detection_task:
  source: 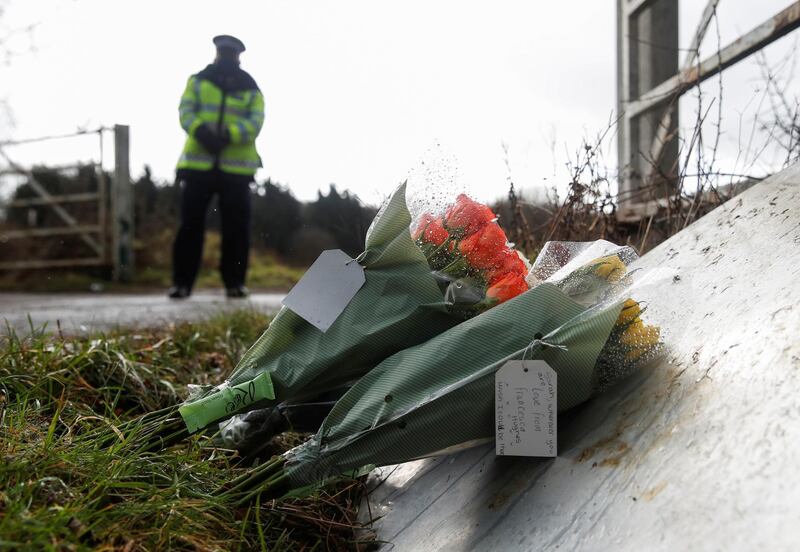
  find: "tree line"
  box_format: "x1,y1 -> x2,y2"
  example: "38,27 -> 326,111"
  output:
134,167 -> 377,264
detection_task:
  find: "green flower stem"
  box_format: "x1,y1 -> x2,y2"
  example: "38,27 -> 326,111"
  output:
439,255 -> 469,277
234,472 -> 289,506
139,424 -> 189,453
219,456 -> 284,492
422,239 -> 458,272
218,457 -> 287,499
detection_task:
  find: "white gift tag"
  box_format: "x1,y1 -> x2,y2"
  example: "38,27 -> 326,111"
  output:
495,360 -> 557,457
282,249 -> 365,332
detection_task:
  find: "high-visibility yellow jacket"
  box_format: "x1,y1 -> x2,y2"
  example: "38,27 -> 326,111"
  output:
177,63 -> 265,176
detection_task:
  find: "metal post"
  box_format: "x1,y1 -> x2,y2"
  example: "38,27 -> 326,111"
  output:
618,0 -> 679,218
617,0 -> 630,206
97,129 -> 107,264
112,124 -> 134,281
618,1 -> 800,222
97,165 -> 108,264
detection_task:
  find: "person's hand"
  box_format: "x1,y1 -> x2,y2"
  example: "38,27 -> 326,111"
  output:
219,126 -> 231,146
194,124 -> 228,154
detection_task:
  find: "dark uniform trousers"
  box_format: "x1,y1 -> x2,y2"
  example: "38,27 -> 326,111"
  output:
172,168 -> 252,290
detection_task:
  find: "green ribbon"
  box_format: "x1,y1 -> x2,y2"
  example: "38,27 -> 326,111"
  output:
178,372 -> 275,434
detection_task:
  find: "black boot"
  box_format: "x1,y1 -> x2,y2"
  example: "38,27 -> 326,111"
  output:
225,285 -> 249,298
168,286 -> 191,299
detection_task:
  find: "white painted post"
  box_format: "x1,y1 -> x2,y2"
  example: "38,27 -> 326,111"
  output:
112,124 -> 134,281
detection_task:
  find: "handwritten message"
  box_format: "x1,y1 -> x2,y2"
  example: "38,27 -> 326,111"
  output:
495,360 -> 557,457
225,380 -> 257,414
178,372 -> 274,434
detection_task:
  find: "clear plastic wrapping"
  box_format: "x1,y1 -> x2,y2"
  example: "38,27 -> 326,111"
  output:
411,194 -> 531,316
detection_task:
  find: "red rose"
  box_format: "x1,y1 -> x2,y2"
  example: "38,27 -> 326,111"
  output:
413,213 -> 449,246
487,249 -> 528,280
445,194 -> 496,235
458,222 -> 508,269
486,272 -> 529,304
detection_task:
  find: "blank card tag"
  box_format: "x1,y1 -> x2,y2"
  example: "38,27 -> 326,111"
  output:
282,249 -> 365,332
495,360 -> 557,457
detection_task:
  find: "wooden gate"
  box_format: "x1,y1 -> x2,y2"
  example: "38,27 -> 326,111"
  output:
0,125 -> 134,281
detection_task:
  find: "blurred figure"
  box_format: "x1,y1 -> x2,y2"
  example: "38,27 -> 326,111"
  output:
169,35 -> 265,299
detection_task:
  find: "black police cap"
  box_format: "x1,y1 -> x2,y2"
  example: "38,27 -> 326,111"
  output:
213,35 -> 246,54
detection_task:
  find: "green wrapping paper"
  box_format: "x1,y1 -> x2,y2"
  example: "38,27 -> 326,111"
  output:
283,283 -> 624,487
180,183 -> 462,433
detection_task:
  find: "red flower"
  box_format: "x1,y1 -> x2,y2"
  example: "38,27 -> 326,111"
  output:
486,272 -> 529,304
487,249 -> 528,280
412,213 -> 434,240
445,194 -> 496,235
413,213 -> 449,246
458,222 -> 508,269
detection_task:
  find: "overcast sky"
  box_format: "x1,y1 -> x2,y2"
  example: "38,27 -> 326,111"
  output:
2,0 -> 799,204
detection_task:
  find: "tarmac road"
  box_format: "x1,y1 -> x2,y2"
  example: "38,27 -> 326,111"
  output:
0,290 -> 285,335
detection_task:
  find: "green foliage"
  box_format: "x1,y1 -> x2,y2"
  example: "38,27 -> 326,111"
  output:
304,184 -> 377,258
133,170 -> 376,265
251,179 -> 303,256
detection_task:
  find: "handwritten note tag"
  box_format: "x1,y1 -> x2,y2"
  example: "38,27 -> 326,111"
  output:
282,249 -> 366,332
495,360 -> 557,457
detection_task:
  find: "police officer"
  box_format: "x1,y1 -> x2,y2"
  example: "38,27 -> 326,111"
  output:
169,35 -> 265,299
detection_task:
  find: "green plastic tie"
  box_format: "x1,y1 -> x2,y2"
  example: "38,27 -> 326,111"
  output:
179,372 -> 275,433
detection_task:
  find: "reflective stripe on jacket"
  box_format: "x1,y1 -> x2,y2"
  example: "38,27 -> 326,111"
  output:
177,71 -> 265,176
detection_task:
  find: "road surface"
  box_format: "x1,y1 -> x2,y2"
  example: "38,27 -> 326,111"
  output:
0,291 -> 285,335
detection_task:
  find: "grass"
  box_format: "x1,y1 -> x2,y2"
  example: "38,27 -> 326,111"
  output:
0,311 -> 372,551
136,250 -> 306,293
0,231 -> 306,293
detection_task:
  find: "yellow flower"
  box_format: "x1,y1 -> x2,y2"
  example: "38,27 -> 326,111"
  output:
613,298 -> 661,362
620,319 -> 660,348
587,255 -> 626,282
624,328 -> 660,361
616,298 -> 641,326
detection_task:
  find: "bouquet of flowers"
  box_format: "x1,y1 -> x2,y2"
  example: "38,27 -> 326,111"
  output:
529,240 -> 661,390
215,245 -> 663,501
101,184 -> 531,451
